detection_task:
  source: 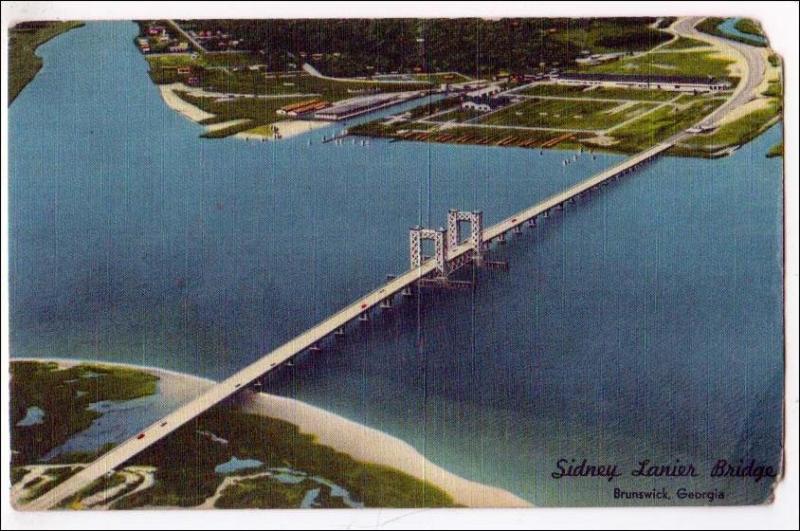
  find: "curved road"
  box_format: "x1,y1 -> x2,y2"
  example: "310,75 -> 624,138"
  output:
23,17 -> 770,511
671,16 -> 767,126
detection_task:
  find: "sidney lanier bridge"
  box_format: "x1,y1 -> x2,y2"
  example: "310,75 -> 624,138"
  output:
27,139 -> 675,510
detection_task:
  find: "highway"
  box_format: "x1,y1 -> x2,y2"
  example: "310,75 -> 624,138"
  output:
23,132 -> 673,511
166,19 -> 206,52
24,17 -> 765,510
670,16 -> 767,126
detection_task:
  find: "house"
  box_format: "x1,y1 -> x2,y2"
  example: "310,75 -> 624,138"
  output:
465,84 -> 503,99
554,72 -> 731,92
177,67 -> 191,75
461,95 -> 510,112
168,41 -> 190,53
186,76 -> 201,86
277,99 -> 322,116
136,37 -> 150,53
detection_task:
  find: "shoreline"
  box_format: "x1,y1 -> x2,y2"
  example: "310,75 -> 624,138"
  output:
157,82 -> 333,141
11,357 -> 531,508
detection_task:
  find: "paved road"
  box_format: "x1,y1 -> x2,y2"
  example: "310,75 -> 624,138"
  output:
24,17 -> 766,511
23,133 -> 675,511
671,17 -> 767,126
166,19 -> 206,52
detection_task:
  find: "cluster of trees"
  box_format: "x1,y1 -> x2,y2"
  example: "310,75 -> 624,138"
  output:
171,18 -> 669,77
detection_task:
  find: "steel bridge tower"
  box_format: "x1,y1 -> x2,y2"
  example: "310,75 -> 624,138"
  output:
409,226 -> 448,276
447,209 -> 483,264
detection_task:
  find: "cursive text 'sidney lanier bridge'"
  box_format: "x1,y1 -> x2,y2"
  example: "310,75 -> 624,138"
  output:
26,139 -> 674,510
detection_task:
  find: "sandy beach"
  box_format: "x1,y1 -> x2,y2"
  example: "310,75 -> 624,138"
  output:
158,82 -> 214,122
12,358 -> 530,508
156,82 -> 332,141
235,120 -> 332,140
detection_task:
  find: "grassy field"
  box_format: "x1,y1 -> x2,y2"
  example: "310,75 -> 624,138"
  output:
548,18 -> 671,53
149,53 -> 434,138
578,86 -> 678,102
350,83 -> 739,156
147,56 -> 430,99
676,99 -> 782,156
583,50 -> 734,78
660,36 -> 710,50
767,142 -> 783,158
734,18 -> 765,38
175,91 -> 307,137
610,98 -> 724,153
111,403 -> 458,509
478,98 -> 656,131
11,361 -> 158,465
518,84 -> 594,97
432,107 -> 485,122
9,21 -> 84,102
762,79 -> 782,98
518,84 -> 677,101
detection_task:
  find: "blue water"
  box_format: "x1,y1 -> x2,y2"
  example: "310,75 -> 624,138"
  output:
717,18 -> 768,46
215,456 -> 263,474
16,406 -> 45,427
42,382 -> 189,461
9,22 -> 783,505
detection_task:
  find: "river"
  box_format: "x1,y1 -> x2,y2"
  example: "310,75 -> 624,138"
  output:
9,21 -> 783,505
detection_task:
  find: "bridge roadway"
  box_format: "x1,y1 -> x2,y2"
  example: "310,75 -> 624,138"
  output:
27,138 -> 675,510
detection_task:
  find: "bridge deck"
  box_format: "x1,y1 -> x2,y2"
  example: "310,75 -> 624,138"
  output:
25,140 -> 673,510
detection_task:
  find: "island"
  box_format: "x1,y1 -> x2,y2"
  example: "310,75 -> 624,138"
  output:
131,18 -> 782,159
11,360 -> 528,509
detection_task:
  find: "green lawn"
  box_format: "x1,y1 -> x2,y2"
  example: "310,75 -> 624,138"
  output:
479,98 -> 654,131
518,84 -> 592,97
175,91 -> 308,137
147,55 -> 430,99
583,51 -> 734,78
433,107 -> 485,122
9,21 -> 84,102
611,98 -> 725,152
660,36 -> 710,50
519,84 -> 677,102
549,18 -> 671,53
677,99 -> 781,153
579,86 -> 678,102
734,18 -> 765,38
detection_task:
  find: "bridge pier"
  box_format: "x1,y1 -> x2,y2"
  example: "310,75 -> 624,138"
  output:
359,311 -> 369,322
380,296 -> 393,309
527,218 -> 536,227
401,285 -> 414,297
309,343 -> 322,354
498,232 -> 507,244
513,225 -> 522,235
334,326 -> 345,337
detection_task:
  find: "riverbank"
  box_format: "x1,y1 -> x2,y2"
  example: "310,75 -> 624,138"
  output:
9,21 -> 85,103
156,82 -> 334,141
12,358 -> 530,508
